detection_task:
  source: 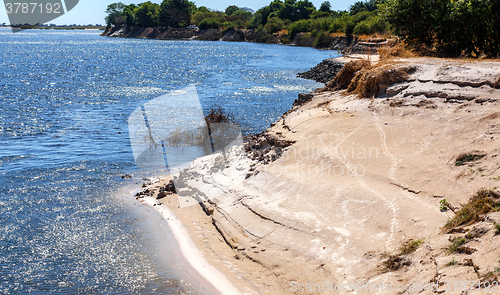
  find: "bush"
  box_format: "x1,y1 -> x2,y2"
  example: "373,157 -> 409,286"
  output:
328,17 -> 347,33
289,19 -> 311,38
264,17 -> 285,33
253,28 -> 270,43
447,237 -> 466,253
344,21 -> 355,36
198,17 -> 221,30
353,15 -> 388,35
313,31 -> 330,48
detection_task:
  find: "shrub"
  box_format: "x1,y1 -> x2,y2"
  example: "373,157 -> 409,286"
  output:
313,30 -> 330,48
328,17 -> 346,33
264,17 -> 285,34
288,19 -> 311,38
222,24 -> 235,34
198,17 -> 221,30
344,21 -> 355,36
440,199 -> 451,212
353,15 -> 388,35
381,238 -> 423,272
205,106 -> 232,124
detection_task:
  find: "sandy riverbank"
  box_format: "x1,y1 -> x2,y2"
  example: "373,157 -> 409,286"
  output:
135,56 -> 500,294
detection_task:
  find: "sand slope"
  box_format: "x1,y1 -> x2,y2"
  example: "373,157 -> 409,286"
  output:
145,57 -> 500,294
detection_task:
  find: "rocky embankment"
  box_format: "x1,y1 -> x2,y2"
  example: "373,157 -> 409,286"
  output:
101,25 -> 388,53
297,58 -> 346,83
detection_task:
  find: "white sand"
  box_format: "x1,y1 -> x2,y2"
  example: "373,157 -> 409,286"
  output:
141,195 -> 242,295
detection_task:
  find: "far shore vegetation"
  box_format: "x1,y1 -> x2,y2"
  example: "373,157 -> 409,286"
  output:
105,0 -> 499,58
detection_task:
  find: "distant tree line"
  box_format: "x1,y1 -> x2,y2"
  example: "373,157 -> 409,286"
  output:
105,0 -> 389,37
105,0 -> 499,57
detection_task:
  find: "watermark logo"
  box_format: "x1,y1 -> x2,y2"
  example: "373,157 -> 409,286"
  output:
128,86 -> 247,207
4,0 -> 78,32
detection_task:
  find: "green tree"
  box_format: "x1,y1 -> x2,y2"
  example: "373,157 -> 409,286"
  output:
225,5 -> 239,15
256,6 -> 271,25
295,0 -> 316,20
159,0 -> 196,27
198,17 -> 221,30
264,17 -> 285,33
122,4 -> 137,26
279,0 -> 297,21
319,1 -> 331,13
105,2 -> 125,26
382,0 -> 499,57
289,19 -> 311,37
135,1 -> 160,27
382,0 -> 450,49
350,0 -> 382,15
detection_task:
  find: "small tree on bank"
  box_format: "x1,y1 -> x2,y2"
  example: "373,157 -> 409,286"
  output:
159,0 -> 196,28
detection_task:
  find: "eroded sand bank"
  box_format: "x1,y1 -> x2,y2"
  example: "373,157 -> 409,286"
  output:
137,57 -> 500,294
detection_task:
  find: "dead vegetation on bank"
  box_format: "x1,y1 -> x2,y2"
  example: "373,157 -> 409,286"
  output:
322,59 -> 417,98
321,44 -> 419,98
381,239 -> 424,272
443,188 -> 500,233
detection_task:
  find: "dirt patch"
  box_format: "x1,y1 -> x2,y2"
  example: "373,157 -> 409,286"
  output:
245,133 -> 295,166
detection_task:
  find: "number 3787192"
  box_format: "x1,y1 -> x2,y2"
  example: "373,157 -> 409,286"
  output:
5,3 -> 62,14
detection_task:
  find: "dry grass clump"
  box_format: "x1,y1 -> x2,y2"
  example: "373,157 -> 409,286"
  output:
381,238 -> 423,272
323,57 -> 417,98
347,64 -> 417,98
446,236 -> 467,253
399,239 -> 424,255
443,188 -> 500,232
323,59 -> 370,91
205,106 -> 232,124
382,255 -> 409,272
455,152 -> 486,166
446,227 -> 487,254
378,43 -> 417,60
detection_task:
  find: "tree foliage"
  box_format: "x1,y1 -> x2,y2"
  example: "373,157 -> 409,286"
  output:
105,2 -> 125,26
382,0 -> 500,57
159,0 -> 195,28
135,2 -> 160,27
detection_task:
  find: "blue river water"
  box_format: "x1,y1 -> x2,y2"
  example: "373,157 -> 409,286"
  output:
0,28 -> 337,294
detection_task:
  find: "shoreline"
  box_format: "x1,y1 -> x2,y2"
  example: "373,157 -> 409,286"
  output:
135,55 -> 500,294
132,177 -> 242,295
101,25 -> 387,54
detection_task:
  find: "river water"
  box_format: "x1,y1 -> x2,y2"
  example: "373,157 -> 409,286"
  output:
0,28 -> 336,294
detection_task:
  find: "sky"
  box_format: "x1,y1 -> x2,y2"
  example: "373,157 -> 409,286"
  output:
0,0 -> 358,26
